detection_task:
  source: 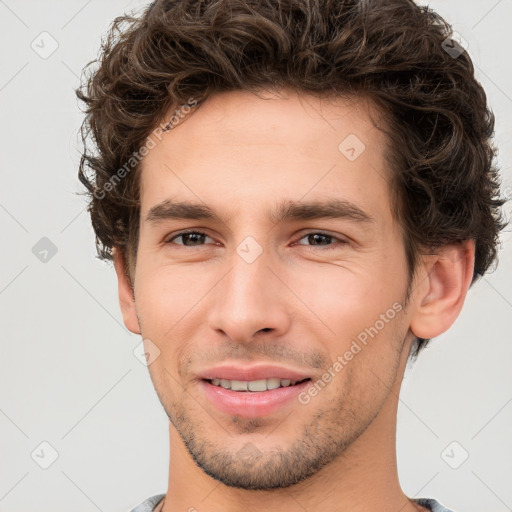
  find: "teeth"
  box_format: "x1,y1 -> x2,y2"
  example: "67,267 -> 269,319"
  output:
248,379 -> 268,391
265,378 -> 281,390
230,380 -> 248,391
209,377 -> 299,391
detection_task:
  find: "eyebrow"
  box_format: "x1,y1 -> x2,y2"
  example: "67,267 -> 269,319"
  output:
145,198 -> 375,225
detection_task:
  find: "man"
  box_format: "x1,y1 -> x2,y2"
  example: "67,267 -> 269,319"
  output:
77,0 -> 504,511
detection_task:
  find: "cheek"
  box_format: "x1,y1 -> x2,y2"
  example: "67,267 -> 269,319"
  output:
331,302 -> 406,407
135,263 -> 206,327
291,263 -> 405,337
340,339 -> 402,421
134,270 -> 199,377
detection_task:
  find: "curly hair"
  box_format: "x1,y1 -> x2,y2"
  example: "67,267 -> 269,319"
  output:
76,0 -> 505,356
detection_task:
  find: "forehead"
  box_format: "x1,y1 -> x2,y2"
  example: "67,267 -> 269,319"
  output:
138,89 -> 393,226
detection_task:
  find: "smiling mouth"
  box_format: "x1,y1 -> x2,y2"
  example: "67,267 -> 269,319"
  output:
205,377 -> 311,392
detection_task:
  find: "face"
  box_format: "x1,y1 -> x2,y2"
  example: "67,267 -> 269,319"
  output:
126,89 -> 415,489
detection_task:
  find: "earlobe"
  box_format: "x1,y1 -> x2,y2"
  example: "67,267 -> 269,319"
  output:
112,248 -> 141,335
410,240 -> 475,340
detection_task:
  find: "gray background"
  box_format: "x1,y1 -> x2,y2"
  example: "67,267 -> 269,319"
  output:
0,0 -> 511,511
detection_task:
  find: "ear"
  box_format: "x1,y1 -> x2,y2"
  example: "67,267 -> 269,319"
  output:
112,247 -> 141,335
409,240 -> 475,339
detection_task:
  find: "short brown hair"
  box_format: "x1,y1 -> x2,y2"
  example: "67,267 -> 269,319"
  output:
77,0 -> 505,355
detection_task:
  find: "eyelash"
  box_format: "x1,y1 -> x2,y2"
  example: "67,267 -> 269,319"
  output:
165,230 -> 348,251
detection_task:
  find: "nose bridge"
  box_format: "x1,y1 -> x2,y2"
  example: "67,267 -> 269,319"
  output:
208,245 -> 290,343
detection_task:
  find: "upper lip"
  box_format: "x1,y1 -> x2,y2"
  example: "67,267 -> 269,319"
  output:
196,363 -> 312,382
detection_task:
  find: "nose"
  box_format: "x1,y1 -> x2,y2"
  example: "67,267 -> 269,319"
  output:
207,250 -> 291,344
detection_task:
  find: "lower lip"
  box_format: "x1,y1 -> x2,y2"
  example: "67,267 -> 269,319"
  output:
200,379 -> 311,418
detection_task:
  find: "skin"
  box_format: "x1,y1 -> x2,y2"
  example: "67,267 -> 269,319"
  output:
113,89 -> 475,512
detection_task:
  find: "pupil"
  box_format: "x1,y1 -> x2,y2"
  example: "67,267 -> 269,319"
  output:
310,234 -> 330,245
185,233 -> 204,245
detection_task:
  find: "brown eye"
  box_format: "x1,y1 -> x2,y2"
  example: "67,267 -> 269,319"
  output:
167,231 -> 212,246
295,232 -> 348,250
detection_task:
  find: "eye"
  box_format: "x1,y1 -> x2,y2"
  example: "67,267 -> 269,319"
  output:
166,230 -> 214,247
295,232 -> 348,250
164,230 -> 348,250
